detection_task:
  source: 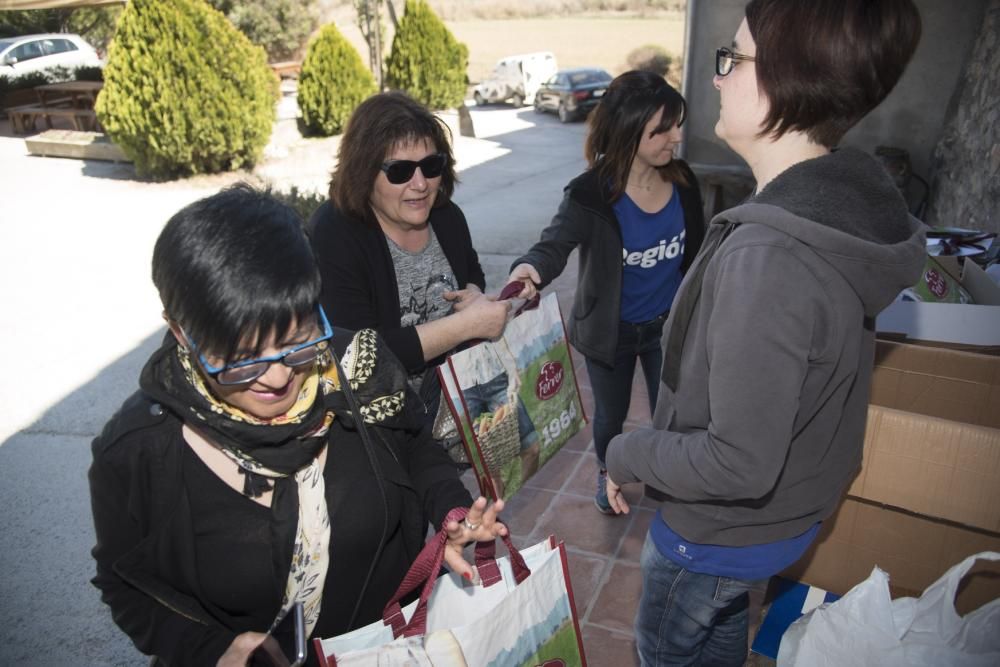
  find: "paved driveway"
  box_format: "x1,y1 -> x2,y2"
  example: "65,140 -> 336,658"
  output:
0,103 -> 587,665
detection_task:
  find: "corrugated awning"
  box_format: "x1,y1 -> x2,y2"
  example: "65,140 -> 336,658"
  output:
1,1 -> 125,9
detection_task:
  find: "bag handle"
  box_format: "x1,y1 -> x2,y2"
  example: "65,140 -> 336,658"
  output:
499,280 -> 540,316
381,507 -> 530,638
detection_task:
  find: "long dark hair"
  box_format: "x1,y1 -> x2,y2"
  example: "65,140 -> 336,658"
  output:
585,70 -> 688,201
152,183 -> 321,363
330,91 -> 458,224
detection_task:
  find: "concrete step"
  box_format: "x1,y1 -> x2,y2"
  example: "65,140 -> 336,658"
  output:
24,129 -> 131,162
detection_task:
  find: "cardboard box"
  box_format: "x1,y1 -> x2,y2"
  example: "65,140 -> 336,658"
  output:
782,340 -> 1000,613
877,258 -> 1000,352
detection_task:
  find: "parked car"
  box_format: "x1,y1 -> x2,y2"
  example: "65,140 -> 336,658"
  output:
473,51 -> 558,107
0,34 -> 102,79
533,67 -> 613,123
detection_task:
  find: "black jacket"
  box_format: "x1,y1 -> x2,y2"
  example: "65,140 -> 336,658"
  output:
89,330 -> 472,665
308,200 -> 486,375
511,161 -> 705,366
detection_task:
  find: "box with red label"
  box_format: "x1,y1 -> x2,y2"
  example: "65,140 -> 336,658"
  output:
900,255 -> 973,303
878,256 -> 1000,353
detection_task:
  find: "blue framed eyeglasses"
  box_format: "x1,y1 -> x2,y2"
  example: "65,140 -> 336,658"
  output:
184,305 -> 333,386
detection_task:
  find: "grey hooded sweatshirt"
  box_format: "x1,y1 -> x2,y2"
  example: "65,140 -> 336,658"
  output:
606,148 -> 926,547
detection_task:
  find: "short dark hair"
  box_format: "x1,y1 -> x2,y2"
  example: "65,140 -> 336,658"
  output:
330,91 -> 457,224
746,0 -> 922,147
152,183 -> 321,362
585,70 -> 689,201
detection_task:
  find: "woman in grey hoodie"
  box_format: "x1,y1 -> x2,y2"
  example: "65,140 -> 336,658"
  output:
603,1 -> 927,665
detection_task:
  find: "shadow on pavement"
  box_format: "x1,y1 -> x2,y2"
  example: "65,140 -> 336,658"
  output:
0,330 -> 164,666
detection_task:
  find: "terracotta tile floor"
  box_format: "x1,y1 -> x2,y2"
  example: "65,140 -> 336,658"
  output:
458,257 -> 776,666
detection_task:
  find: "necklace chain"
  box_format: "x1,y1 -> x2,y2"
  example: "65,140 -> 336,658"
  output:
627,181 -> 656,191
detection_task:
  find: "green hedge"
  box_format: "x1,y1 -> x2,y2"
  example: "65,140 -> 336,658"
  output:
95,0 -> 278,179
385,0 -> 468,110
297,23 -> 376,136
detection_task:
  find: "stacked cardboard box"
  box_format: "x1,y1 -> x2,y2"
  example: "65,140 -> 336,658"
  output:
782,340 -> 1000,613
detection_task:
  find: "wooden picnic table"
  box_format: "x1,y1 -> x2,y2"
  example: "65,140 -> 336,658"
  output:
34,80 -> 103,109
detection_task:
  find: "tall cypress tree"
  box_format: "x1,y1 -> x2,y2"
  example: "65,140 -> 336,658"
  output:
95,0 -> 278,179
385,0 -> 468,110
298,24 -> 377,136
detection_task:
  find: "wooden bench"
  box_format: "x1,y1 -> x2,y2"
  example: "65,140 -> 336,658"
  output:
8,104 -> 100,134
269,60 -> 302,79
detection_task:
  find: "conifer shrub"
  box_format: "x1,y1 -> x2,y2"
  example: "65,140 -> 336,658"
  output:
385,0 -> 468,110
626,45 -> 673,77
95,0 -> 278,179
297,23 -> 376,136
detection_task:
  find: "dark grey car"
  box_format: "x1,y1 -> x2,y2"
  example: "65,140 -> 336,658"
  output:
533,67 -> 613,123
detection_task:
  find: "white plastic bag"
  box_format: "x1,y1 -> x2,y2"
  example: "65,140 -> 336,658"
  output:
777,551 -> 1000,666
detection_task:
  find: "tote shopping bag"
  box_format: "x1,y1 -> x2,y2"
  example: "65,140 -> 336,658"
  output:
314,508 -> 588,666
439,290 -> 587,500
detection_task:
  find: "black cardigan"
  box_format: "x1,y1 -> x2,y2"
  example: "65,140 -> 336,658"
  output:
308,200 -> 487,375
89,331 -> 472,665
511,161 -> 705,366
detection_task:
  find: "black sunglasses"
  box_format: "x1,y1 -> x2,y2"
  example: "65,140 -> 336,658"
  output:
380,153 -> 447,184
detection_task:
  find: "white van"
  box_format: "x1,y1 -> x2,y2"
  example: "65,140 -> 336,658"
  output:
473,51 -> 558,107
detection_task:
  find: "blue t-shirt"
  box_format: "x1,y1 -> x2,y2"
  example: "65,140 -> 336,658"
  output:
614,188 -> 686,323
651,511 -> 821,581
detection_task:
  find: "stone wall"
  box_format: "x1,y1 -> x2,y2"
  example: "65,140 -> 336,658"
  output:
927,0 -> 999,233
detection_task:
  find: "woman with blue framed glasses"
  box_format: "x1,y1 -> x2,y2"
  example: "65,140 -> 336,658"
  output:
308,91 -> 511,434
89,184 -> 505,666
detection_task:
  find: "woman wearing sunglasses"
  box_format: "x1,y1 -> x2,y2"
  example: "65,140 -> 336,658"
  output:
507,71 -> 706,515
89,184 -> 504,666
308,91 -> 510,425
601,2 -> 925,664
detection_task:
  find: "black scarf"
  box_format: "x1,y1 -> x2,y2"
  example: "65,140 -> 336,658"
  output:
140,336 -> 331,486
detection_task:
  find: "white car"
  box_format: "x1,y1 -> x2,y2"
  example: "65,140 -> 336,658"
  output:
473,52 -> 558,107
0,33 -> 102,78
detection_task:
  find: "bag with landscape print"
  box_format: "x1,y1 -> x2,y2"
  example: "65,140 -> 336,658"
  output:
314,508 -> 588,666
438,289 -> 587,500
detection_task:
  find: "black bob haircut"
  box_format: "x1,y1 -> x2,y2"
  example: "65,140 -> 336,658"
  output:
152,183 -> 321,363
746,0 -> 922,148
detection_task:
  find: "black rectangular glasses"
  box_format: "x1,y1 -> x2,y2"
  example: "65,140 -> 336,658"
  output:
716,47 -> 756,77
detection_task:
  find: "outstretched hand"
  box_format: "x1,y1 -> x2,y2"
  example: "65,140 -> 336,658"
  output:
507,263 -> 541,300
443,496 -> 507,581
443,284 -> 483,312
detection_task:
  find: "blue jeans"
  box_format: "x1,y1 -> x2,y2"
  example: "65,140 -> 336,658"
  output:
636,534 -> 768,667
585,314 -> 667,467
462,371 -> 539,449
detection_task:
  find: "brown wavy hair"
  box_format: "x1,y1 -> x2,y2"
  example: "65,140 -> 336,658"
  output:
329,91 -> 458,224
584,70 -> 689,203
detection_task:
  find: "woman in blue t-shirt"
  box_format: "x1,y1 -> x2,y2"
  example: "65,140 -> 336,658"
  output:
508,71 -> 705,514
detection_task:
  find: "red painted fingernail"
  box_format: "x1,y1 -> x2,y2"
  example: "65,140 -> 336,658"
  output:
462,572 -> 472,581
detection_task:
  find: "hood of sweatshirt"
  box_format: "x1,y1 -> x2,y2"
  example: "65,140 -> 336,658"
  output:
713,147 -> 926,317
